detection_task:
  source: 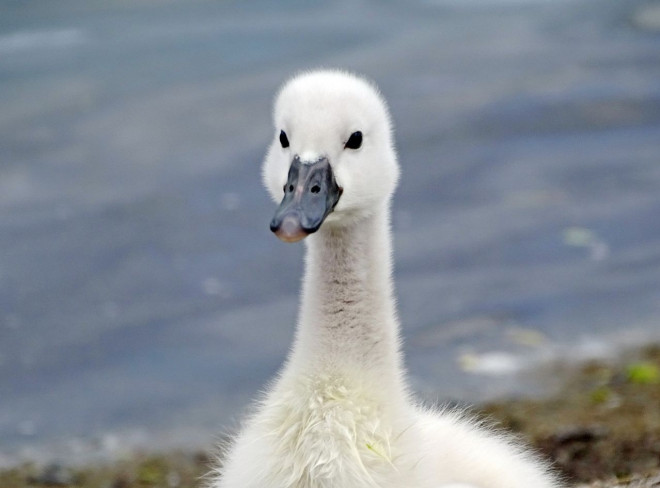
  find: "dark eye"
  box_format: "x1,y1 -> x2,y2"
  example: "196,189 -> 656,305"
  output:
345,131 -> 362,150
279,130 -> 290,148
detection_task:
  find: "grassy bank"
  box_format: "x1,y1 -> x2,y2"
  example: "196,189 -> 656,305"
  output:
482,344 -> 660,486
2,345 -> 659,488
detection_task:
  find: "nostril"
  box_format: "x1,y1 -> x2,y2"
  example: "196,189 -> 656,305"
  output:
288,184 -> 294,192
310,185 -> 320,194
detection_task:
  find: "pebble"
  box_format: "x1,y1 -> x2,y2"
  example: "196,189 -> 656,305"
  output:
29,464 -> 76,486
577,471 -> 660,487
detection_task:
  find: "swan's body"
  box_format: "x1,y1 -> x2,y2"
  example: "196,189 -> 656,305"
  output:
214,70 -> 559,488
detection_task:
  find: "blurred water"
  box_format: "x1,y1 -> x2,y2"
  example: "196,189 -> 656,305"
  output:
1,0 -> 660,466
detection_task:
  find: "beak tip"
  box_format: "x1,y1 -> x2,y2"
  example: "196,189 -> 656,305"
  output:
271,214 -> 308,243
275,231 -> 307,243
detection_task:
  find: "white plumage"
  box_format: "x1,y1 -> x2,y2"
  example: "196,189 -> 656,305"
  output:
213,70 -> 560,488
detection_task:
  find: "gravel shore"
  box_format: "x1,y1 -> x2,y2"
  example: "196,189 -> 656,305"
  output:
1,345 -> 658,488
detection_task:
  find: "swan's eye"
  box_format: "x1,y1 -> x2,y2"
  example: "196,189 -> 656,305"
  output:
279,130 -> 290,148
345,131 -> 362,150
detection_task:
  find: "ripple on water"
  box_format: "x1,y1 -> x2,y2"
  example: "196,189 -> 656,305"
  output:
632,2 -> 660,32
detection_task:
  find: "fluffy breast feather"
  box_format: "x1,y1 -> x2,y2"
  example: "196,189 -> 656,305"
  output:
245,372 -> 408,488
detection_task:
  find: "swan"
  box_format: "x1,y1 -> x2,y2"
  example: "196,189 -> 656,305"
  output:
213,70 -> 560,488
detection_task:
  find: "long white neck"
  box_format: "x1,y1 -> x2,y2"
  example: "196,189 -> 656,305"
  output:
285,202 -> 407,397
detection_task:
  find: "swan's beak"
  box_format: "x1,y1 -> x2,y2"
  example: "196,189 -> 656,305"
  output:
270,156 -> 343,243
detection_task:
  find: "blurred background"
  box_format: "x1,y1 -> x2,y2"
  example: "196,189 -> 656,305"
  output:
1,0 -> 659,467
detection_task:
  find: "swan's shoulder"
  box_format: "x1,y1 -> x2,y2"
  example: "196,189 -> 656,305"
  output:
408,407 -> 561,488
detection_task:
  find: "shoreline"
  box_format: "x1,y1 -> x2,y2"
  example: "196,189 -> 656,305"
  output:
1,344 -> 658,487
481,344 -> 660,485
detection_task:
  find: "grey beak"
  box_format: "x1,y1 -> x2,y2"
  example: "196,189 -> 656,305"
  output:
270,156 -> 343,243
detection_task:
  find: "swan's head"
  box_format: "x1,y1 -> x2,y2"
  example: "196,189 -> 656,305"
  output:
263,70 -> 399,243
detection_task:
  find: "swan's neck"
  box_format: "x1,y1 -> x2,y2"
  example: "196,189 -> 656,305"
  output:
287,204 -> 405,391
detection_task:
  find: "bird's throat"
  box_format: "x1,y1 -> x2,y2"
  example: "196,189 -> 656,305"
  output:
289,206 -> 403,383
